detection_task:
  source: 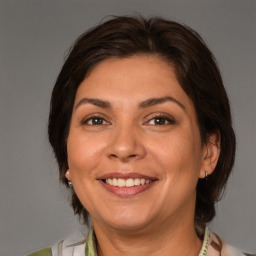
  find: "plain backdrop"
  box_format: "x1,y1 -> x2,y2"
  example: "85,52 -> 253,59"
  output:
0,0 -> 255,255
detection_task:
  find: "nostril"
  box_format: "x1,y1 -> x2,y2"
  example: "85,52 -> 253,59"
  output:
109,153 -> 118,158
107,140 -> 146,161
129,154 -> 137,158
109,153 -> 138,159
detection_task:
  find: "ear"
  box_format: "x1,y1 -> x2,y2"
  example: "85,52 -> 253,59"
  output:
199,131 -> 221,179
65,169 -> 71,180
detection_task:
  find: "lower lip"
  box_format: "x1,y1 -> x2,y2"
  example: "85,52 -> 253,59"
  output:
99,180 -> 156,197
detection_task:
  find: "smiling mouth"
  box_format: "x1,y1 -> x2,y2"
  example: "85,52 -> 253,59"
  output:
103,178 -> 153,187
98,173 -> 157,197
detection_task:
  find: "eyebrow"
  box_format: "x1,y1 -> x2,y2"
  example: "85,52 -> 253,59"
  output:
75,96 -> 185,111
75,98 -> 111,110
139,96 -> 185,111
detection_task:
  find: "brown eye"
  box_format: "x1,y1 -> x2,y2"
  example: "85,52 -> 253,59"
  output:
82,116 -> 108,125
148,116 -> 175,126
153,117 -> 168,125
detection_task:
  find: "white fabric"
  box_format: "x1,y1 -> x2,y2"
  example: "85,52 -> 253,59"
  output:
222,243 -> 246,256
51,229 -> 247,256
51,232 -> 86,256
208,232 -> 245,256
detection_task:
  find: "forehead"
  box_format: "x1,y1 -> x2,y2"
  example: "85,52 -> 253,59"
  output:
75,55 -> 193,111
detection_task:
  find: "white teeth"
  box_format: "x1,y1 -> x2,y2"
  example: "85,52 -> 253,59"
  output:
126,178 -> 134,187
117,179 -> 126,187
113,178 -> 118,186
134,178 -> 140,185
105,178 -> 152,187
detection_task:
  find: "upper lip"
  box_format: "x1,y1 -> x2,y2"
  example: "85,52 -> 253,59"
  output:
97,172 -> 157,180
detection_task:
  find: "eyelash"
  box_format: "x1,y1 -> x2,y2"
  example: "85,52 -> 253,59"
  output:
81,115 -> 109,126
145,114 -> 176,126
81,113 -> 175,126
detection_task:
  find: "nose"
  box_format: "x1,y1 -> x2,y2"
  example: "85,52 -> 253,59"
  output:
106,125 -> 146,162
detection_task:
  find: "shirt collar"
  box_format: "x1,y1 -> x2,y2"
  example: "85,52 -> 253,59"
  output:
85,226 -> 210,256
85,226 -> 98,256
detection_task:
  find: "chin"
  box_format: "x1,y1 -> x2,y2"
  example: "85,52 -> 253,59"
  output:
98,209 -> 155,231
109,219 -> 151,231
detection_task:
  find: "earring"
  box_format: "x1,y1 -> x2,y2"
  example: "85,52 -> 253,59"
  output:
205,171 -> 208,181
66,170 -> 72,188
68,180 -> 73,188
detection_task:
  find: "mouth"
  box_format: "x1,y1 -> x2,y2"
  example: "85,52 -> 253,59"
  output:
103,178 -> 153,187
97,173 -> 157,197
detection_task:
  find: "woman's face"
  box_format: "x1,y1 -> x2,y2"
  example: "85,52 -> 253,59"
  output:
67,55 -> 213,231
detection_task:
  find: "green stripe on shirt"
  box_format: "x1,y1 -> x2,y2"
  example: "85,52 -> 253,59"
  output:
27,247 -> 52,256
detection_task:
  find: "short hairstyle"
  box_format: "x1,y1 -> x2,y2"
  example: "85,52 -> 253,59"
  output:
48,16 -> 236,231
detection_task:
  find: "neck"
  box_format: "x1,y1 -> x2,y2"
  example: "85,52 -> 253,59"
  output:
92,215 -> 202,256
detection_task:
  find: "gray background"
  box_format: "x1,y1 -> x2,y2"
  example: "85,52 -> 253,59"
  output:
0,0 -> 255,255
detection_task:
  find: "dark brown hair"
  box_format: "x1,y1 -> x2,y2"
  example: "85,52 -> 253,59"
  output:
48,16 -> 236,230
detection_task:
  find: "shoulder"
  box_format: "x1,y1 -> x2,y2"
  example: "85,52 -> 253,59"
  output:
222,242 -> 255,256
209,232 -> 255,256
222,242 -> 247,256
27,247 -> 52,256
27,231 -> 87,256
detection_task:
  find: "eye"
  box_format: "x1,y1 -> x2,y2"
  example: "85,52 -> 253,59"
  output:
81,116 -> 108,126
146,114 -> 175,126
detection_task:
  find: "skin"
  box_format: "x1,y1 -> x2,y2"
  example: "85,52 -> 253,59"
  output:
66,55 -> 220,256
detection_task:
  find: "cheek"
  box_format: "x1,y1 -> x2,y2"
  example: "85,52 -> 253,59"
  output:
67,131 -> 105,177
150,127 -> 202,180
66,132 -> 105,212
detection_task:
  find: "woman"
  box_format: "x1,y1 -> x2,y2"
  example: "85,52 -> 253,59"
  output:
28,16 -> 252,256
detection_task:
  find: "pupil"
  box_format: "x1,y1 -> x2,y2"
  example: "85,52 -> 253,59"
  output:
155,118 -> 165,125
93,118 -> 102,125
